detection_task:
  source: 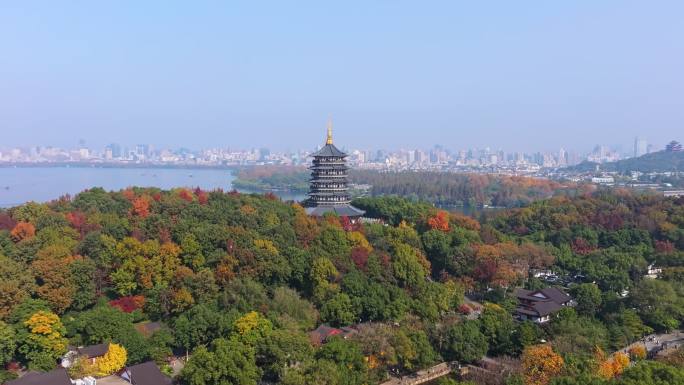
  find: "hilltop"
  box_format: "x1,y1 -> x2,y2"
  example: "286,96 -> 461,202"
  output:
1,188 -> 684,385
568,150 -> 684,173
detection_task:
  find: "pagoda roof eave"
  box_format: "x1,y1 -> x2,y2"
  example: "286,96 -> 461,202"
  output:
311,144 -> 347,157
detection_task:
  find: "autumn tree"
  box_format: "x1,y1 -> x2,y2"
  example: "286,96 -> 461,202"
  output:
71,343 -> 128,378
10,222 -> 35,242
233,311 -> 273,346
628,345 -> 646,361
17,310 -> 68,370
0,254 -> 35,319
392,244 -> 429,288
30,245 -> 75,313
131,196 -> 151,218
69,305 -> 149,364
521,344 -> 564,385
96,343 -> 127,376
427,210 -> 450,232
612,352 -> 630,377
110,238 -> 181,296
181,234 -> 205,270
310,257 -> 340,303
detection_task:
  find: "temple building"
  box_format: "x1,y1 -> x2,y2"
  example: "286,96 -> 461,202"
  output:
304,121 -> 365,217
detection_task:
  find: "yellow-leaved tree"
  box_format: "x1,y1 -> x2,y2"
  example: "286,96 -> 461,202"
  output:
95,343 -> 127,376
233,311 -> 273,346
22,310 -> 68,363
521,344 -> 564,385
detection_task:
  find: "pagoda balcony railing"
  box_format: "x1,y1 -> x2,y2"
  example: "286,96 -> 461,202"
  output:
313,201 -> 352,206
311,172 -> 347,176
310,198 -> 351,203
311,164 -> 347,168
312,159 -> 346,164
310,184 -> 348,189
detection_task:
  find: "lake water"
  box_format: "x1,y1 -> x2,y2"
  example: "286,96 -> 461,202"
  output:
0,166 -> 307,207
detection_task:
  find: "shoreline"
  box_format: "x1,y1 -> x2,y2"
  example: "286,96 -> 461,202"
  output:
0,162 -> 243,171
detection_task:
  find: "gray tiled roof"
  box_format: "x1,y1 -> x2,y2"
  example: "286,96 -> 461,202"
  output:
514,286 -> 571,317
311,144 -> 347,157
6,369 -> 71,385
305,205 -> 365,217
78,343 -> 109,358
120,361 -> 172,385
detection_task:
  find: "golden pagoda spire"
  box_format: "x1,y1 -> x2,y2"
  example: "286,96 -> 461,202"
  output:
326,117 -> 333,145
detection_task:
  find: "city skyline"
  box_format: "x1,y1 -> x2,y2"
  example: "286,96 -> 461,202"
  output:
0,131 -> 671,158
1,135 -> 677,171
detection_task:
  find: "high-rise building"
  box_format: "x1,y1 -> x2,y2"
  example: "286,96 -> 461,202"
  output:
106,143 -> 122,159
259,148 -> 270,161
558,148 -> 567,166
136,144 -> 150,159
304,120 -> 365,218
634,137 -> 648,157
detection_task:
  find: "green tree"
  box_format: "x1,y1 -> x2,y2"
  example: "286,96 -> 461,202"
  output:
316,337 -> 368,385
280,359 -> 343,385
67,305 -> 149,364
310,257 -> 340,303
257,329 -> 313,382
571,283 -> 603,317
513,321 -> 541,352
392,244 -> 428,288
444,320 -> 488,363
616,361 -> 684,385
181,234 -> 205,270
0,321 -> 16,365
269,287 -> 318,330
148,329 -> 175,364
233,311 -> 273,346
629,279 -> 684,331
479,303 -> 515,356
174,303 -> 236,354
69,258 -> 97,310
422,229 -> 451,272
320,293 -> 356,327
181,338 -> 260,385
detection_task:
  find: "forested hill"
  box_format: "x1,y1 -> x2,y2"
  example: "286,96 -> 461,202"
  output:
567,150 -> 684,173
1,188 -> 684,385
232,165 -> 309,192
234,165 -> 579,208
350,170 -> 574,208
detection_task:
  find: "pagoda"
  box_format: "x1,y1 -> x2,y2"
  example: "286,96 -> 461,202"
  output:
304,120 -> 365,217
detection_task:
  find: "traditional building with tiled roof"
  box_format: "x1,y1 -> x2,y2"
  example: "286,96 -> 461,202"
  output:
309,324 -> 358,346
5,368 -> 72,385
118,361 -> 172,385
514,287 -> 573,323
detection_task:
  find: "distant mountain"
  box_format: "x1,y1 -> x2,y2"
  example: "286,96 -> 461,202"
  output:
568,150 -> 684,173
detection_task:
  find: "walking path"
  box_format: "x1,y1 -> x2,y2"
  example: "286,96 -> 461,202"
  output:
618,330 -> 684,357
380,362 -> 457,385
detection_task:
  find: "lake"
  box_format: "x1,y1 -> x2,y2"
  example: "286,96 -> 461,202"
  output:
0,166 -> 307,207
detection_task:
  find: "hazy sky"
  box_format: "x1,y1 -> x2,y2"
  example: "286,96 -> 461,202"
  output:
1,1 -> 682,152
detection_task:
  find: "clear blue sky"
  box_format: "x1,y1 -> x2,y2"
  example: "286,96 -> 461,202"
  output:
1,1 -> 682,152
